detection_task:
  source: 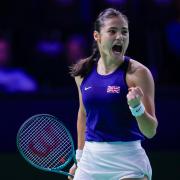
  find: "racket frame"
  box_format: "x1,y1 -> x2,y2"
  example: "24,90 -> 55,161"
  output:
16,114 -> 77,177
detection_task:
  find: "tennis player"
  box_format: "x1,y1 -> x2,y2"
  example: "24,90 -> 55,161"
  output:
69,8 -> 158,180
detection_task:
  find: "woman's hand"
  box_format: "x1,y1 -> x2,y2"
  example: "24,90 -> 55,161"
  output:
127,87 -> 144,108
68,163 -> 77,180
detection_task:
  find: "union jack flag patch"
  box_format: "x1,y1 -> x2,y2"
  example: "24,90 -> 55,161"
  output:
107,86 -> 120,93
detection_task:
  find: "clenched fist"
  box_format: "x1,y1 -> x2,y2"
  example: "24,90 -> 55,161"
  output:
127,87 -> 144,108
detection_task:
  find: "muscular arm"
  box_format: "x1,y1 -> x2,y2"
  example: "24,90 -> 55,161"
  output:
75,76 -> 86,150
127,63 -> 158,139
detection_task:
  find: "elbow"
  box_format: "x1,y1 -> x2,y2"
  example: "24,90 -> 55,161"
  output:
145,131 -> 156,139
145,122 -> 158,139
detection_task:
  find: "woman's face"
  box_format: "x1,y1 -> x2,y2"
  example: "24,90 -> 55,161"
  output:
94,16 -> 129,61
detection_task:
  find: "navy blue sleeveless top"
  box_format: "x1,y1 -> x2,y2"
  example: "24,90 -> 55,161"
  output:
80,56 -> 144,142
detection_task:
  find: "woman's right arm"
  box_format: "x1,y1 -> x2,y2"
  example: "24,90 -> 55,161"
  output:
75,76 -> 86,151
68,76 -> 86,179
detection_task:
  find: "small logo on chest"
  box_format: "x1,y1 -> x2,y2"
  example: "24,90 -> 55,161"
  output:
107,86 -> 120,94
84,87 -> 92,91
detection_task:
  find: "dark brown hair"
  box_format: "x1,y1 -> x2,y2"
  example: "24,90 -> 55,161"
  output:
70,8 -> 128,77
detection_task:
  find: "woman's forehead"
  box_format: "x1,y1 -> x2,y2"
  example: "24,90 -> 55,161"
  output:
102,16 -> 128,29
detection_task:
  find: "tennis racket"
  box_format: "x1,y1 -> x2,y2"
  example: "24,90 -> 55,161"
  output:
16,114 -> 77,178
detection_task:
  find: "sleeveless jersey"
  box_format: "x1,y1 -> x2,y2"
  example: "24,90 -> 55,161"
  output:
80,56 -> 144,142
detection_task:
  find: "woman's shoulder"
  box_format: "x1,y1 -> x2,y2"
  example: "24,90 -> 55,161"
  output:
75,76 -> 84,87
127,58 -> 151,75
126,58 -> 153,86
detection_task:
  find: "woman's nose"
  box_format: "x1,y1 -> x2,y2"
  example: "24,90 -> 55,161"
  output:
116,33 -> 123,40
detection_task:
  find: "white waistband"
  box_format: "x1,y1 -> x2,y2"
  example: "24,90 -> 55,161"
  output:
84,140 -> 142,152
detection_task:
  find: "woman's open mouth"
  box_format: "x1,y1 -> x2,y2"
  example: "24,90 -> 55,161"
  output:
112,44 -> 123,55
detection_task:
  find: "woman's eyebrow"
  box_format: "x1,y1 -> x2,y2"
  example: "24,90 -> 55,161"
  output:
108,27 -> 118,30
108,26 -> 128,30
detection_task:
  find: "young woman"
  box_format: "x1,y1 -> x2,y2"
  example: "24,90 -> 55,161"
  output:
69,8 -> 158,180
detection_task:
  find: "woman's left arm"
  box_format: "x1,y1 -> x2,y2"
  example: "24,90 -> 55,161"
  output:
127,67 -> 158,139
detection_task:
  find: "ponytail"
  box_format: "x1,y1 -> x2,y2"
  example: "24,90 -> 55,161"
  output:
70,41 -> 99,78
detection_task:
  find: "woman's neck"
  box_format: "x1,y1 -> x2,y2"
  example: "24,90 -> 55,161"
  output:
97,56 -> 124,75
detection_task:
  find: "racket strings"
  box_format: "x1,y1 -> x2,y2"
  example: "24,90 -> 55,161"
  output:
29,121 -> 67,162
21,125 -> 72,168
19,116 -> 56,159
19,117 -> 49,149
36,128 -> 72,168
46,138 -> 72,168
19,116 -> 50,147
18,115 -> 74,169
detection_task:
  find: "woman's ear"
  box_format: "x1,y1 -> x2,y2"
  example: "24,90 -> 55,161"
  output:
93,31 -> 100,41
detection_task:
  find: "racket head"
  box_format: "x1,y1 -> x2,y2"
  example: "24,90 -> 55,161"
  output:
16,114 -> 75,173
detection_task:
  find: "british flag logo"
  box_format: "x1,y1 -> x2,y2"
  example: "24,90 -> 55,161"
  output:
107,86 -> 120,93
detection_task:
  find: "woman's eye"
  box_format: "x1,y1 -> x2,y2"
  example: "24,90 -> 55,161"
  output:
122,30 -> 128,35
108,30 -> 116,34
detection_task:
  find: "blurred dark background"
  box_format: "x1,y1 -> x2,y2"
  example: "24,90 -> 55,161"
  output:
0,0 -> 180,179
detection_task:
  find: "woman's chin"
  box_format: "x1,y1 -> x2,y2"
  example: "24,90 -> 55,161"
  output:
111,51 -> 123,60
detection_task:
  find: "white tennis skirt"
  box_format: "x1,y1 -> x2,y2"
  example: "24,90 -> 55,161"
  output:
74,141 -> 152,180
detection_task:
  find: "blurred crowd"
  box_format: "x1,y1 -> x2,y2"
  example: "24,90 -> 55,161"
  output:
0,0 -> 180,94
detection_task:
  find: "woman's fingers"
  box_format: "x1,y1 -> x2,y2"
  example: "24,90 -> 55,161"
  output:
127,87 -> 144,107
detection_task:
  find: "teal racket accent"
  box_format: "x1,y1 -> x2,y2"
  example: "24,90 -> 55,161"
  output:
16,114 -> 77,177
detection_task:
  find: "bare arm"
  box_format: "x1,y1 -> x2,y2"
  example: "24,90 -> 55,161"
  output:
68,76 -> 86,178
127,64 -> 158,139
75,76 -> 86,150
